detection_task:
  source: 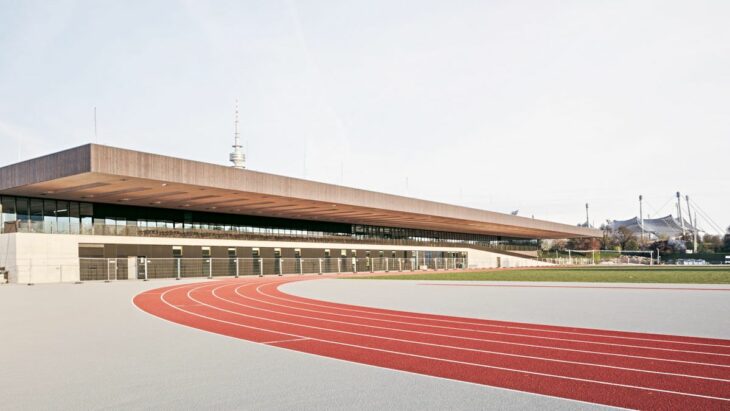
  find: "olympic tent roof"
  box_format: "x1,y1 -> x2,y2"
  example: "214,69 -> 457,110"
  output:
611,215 -> 697,238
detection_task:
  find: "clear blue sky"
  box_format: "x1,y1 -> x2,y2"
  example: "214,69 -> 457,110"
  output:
0,1 -> 728,234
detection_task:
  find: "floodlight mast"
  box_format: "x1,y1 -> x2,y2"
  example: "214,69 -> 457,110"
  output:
639,195 -> 644,242
676,191 -> 686,236
686,195 -> 697,253
229,99 -> 246,169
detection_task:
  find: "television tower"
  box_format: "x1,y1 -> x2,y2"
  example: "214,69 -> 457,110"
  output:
229,100 -> 246,169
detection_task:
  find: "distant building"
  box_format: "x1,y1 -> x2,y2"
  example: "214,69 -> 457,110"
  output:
610,215 -> 699,240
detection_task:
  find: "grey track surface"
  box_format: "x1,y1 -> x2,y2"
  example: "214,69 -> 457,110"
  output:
0,277 -> 610,411
282,279 -> 730,339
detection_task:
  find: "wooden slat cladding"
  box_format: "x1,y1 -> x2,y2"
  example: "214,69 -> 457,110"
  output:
0,145 -> 92,191
0,144 -> 601,239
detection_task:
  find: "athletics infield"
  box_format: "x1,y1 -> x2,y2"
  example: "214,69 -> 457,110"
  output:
134,275 -> 730,410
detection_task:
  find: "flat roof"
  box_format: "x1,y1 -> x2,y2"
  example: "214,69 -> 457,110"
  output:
0,144 -> 600,239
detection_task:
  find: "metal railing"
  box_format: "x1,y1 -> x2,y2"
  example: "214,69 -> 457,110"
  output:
79,257 -> 469,281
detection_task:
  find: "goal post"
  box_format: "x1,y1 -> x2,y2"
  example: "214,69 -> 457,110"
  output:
565,249 -> 655,266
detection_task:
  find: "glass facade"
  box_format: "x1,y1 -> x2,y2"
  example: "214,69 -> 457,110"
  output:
0,195 -> 538,250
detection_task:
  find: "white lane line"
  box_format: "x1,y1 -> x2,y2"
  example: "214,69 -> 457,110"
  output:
246,284 -> 730,367
266,282 -> 730,351
259,283 -> 730,357
155,283 -> 730,403
205,283 -> 730,383
264,337 -> 311,345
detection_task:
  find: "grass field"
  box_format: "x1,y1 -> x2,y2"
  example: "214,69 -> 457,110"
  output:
349,266 -> 730,284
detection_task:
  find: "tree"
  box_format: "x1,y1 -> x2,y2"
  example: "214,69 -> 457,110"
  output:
566,237 -> 599,250
724,226 -> 730,252
701,234 -> 722,253
599,224 -> 615,250
549,239 -> 567,252
614,227 -> 637,251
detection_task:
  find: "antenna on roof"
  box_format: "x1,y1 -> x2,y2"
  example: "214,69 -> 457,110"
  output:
229,99 -> 246,169
94,107 -> 98,142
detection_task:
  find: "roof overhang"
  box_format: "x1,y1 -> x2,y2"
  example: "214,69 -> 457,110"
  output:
0,144 -> 601,239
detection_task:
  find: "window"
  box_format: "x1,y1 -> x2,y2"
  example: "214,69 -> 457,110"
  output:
30,199 -> 43,233
1,196 -> 16,232
69,202 -> 80,234
56,201 -> 69,234
80,203 -> 93,235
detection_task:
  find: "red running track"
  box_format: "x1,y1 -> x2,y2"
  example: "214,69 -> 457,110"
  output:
133,276 -> 730,410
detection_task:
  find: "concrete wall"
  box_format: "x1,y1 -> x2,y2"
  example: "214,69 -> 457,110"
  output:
1,233 -> 79,284
1,233 -> 552,283
466,248 -> 553,269
0,233 -> 17,283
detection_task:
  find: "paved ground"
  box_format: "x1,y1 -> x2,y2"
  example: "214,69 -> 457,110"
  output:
283,279 -> 730,339
4,276 -> 728,410
0,276 -> 608,411
135,277 -> 730,409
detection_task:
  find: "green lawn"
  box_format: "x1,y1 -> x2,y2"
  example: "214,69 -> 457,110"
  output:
348,266 -> 730,284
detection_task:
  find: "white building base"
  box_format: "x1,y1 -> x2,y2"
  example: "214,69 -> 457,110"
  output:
0,233 -> 551,284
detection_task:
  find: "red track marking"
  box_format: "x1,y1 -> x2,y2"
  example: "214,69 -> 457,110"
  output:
418,283 -> 730,291
133,276 -> 730,409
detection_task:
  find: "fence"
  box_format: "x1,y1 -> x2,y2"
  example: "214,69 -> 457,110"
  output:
79,257 -> 469,281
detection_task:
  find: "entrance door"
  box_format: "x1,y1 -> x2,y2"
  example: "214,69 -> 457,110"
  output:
294,249 -> 302,274
202,247 -> 211,277
137,257 -> 147,279
252,248 -> 261,275
106,259 -> 117,281
274,248 -> 282,275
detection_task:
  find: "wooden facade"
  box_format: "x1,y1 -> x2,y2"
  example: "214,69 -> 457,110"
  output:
0,144 -> 600,239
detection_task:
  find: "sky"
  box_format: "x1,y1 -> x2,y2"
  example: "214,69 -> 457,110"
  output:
0,0 -> 728,234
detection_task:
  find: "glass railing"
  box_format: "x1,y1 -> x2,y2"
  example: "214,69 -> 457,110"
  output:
3,219 -> 538,252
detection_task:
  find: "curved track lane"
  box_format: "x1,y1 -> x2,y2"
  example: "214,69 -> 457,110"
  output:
134,276 -> 730,410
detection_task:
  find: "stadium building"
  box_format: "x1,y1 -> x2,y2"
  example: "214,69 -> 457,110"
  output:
0,144 -> 599,283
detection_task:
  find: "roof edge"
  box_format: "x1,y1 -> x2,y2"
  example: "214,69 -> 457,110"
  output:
0,144 -> 92,191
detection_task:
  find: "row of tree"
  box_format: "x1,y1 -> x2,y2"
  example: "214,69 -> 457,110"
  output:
549,225 -> 730,254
